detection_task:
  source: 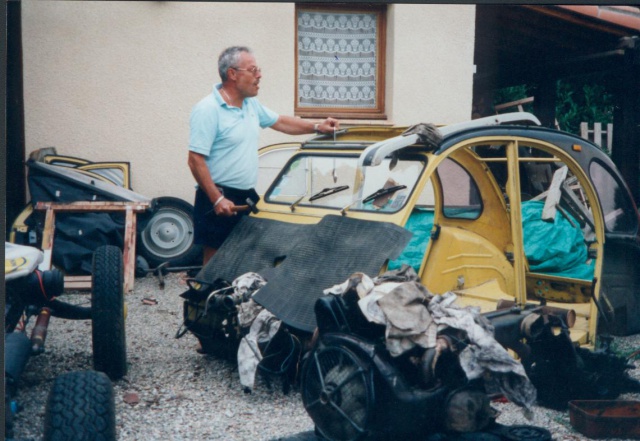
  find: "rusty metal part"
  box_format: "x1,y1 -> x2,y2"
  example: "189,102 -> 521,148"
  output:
496,299 -> 576,328
30,307 -> 51,354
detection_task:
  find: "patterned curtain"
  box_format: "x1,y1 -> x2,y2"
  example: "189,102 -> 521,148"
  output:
297,10 -> 378,109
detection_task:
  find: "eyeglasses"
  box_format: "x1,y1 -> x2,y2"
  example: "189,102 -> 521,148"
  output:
231,66 -> 262,76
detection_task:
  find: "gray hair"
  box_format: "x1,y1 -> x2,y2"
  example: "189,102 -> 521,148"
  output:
218,46 -> 252,82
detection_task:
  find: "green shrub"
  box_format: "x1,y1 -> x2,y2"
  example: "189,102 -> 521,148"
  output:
493,77 -> 614,135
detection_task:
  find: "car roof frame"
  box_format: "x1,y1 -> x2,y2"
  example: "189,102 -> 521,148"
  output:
352,112 -> 541,195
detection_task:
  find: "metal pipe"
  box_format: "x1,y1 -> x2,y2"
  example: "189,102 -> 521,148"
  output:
495,299 -> 576,328
30,307 -> 51,354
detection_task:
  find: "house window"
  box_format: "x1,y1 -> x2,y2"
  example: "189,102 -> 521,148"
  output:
295,4 -> 387,120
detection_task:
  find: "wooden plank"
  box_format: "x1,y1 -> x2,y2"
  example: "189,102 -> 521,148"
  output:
38,207 -> 56,271
494,96 -> 534,112
593,122 -> 602,146
542,165 -> 568,221
123,206 -> 136,293
35,201 -> 149,212
64,276 -> 92,291
580,121 -> 589,139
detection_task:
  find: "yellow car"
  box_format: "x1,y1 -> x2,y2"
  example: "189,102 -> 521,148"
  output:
179,113 -> 640,432
253,113 -> 639,340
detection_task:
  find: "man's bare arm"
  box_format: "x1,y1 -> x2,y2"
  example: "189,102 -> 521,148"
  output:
271,115 -> 339,135
187,151 -> 235,216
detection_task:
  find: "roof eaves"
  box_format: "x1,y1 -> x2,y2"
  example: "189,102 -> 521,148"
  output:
556,5 -> 640,32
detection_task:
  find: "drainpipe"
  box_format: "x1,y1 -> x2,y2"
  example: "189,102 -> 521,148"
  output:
7,0 -> 26,239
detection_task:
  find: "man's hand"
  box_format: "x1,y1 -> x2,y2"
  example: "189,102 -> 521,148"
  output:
316,117 -> 340,134
214,197 -> 237,217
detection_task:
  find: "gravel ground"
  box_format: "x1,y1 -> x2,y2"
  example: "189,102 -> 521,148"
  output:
11,272 -> 640,441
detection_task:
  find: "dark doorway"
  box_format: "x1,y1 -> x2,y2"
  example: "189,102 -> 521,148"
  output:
473,5 -> 640,203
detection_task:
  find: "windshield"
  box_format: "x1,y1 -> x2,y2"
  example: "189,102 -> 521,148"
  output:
265,153 -> 426,212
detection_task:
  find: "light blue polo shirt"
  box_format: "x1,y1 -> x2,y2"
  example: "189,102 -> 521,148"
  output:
189,84 -> 279,190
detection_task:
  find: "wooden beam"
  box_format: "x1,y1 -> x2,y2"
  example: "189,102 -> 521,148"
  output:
35,201 -> 150,293
35,201 -> 149,212
123,206 -> 137,294
39,206 -> 56,271
63,276 -> 92,291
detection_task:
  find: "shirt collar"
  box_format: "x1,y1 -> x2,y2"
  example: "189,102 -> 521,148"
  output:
213,83 -> 227,107
213,83 -> 249,109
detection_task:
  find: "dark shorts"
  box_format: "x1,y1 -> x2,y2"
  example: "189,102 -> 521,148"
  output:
193,186 -> 259,249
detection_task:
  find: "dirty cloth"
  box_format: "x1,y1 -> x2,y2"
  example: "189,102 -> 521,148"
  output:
325,266 -> 440,354
324,266 -> 537,413
221,272 -> 277,391
402,123 -> 443,150
237,308 -> 281,390
429,292 -> 537,414
234,272 -> 268,327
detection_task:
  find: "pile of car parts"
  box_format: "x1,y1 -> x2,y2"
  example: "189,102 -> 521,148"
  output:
300,269 -> 639,441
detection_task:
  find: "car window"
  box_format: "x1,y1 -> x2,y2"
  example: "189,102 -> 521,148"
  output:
437,158 -> 482,219
43,156 -> 130,188
266,153 -> 425,212
257,147 -> 298,196
589,159 -> 638,234
267,155 -> 356,208
76,165 -> 128,188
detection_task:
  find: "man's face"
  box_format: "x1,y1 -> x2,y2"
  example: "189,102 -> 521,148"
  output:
231,52 -> 262,98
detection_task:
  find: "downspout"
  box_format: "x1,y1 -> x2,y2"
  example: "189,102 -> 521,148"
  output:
6,0 -> 26,239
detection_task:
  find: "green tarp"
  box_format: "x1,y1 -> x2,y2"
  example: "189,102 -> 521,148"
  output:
392,201 -> 594,280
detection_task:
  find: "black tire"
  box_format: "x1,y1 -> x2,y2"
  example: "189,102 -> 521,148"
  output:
138,196 -> 200,267
44,370 -> 116,441
92,245 -> 127,380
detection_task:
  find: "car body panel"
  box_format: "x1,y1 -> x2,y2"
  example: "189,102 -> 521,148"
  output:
41,153 -> 132,189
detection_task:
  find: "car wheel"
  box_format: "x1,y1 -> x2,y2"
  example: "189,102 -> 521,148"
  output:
92,245 -> 127,380
43,370 -> 116,441
138,196 -> 200,267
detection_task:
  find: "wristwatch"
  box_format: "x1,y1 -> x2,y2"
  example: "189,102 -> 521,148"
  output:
314,123 -> 320,134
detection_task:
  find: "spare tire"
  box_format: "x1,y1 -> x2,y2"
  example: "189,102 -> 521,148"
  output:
138,197 -> 200,267
43,370 -> 116,441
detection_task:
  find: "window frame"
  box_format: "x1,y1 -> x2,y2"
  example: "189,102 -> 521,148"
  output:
294,4 -> 387,120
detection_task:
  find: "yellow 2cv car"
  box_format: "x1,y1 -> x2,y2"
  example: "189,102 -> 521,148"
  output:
252,112 -> 639,339
178,112 -> 640,440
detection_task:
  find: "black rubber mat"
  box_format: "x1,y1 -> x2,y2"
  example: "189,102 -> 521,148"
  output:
197,215 -> 411,332
197,216 -> 310,283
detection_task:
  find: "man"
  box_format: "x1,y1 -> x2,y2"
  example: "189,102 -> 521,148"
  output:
188,46 -> 339,265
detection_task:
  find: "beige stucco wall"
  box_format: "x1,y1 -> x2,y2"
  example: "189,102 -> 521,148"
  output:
21,1 -> 475,203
